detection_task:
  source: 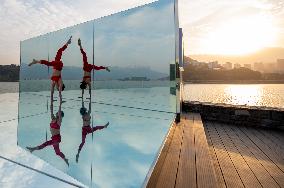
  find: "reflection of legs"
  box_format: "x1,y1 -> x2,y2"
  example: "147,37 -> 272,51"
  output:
26,139 -> 54,152
76,124 -> 108,162
76,132 -> 87,162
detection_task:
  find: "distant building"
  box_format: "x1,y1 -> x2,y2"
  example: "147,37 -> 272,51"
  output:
264,63 -> 277,73
244,64 -> 252,70
234,63 -> 241,69
223,62 -> 232,70
254,62 -> 264,72
277,59 -> 284,73
208,61 -> 219,69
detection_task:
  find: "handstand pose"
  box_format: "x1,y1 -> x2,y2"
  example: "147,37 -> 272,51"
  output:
29,36 -> 72,102
76,98 -> 109,162
78,38 -> 110,98
26,101 -> 69,166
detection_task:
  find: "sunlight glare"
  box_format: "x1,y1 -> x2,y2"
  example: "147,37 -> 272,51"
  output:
224,85 -> 263,106
202,14 -> 277,55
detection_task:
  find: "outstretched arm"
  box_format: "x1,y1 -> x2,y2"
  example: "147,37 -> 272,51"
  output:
92,64 -> 108,70
29,59 -> 52,66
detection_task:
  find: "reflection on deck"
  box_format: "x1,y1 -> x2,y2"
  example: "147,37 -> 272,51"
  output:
147,113 -> 284,188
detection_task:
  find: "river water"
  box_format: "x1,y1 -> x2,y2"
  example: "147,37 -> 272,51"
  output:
1,82 -> 284,109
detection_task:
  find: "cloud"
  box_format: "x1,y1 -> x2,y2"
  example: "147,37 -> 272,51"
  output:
1,0 -> 284,64
0,0 -> 155,65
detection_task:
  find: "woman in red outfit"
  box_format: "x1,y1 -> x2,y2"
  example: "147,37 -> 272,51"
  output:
78,38 -> 110,98
29,36 -> 72,102
76,98 -> 109,162
26,101 -> 69,166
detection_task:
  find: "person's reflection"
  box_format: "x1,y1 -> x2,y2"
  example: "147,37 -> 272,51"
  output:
26,101 -> 69,166
76,97 -> 109,162
78,38 -> 110,98
28,36 -> 72,102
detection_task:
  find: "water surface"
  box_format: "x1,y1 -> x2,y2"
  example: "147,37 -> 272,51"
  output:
183,84 -> 284,109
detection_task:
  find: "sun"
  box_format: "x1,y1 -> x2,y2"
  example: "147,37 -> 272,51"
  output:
201,14 -> 278,55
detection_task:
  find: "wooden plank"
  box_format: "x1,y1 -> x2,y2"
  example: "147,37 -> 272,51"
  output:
193,118 -> 217,188
175,115 -> 196,188
251,129 -> 284,160
240,126 -> 284,172
215,124 -> 262,188
154,120 -> 184,188
231,125 -> 284,187
206,123 -> 244,188
267,130 -> 284,143
257,129 -> 284,152
147,123 -> 176,188
204,123 -> 226,188
224,125 -> 280,188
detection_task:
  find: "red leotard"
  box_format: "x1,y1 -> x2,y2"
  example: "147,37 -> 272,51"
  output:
50,121 -> 60,129
37,134 -> 65,159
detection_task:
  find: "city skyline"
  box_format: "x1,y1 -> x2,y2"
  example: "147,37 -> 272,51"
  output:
0,0 -> 284,65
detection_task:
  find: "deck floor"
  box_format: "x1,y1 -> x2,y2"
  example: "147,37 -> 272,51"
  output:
147,113 -> 284,188
204,122 -> 284,188
147,113 -> 217,188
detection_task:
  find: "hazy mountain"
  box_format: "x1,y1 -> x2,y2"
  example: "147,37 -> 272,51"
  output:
20,63 -> 168,80
189,47 -> 284,65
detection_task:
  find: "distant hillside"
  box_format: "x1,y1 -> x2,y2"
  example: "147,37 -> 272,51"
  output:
189,47 -> 284,64
0,64 -> 19,82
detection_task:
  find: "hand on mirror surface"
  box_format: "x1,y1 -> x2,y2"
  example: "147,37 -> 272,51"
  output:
28,59 -> 38,66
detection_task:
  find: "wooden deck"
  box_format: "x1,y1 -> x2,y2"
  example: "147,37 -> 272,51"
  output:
146,113 -> 284,188
147,113 -> 217,188
205,122 -> 284,188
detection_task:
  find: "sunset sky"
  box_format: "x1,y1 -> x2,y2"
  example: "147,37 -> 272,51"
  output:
0,0 -> 284,65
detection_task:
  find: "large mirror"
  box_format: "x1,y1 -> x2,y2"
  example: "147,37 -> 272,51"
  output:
18,0 -> 177,187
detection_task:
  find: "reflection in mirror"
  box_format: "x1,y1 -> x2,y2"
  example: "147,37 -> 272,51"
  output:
18,0 -> 178,187
78,38 -> 110,99
76,97 -> 109,163
28,36 -> 72,102
26,100 -> 69,166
